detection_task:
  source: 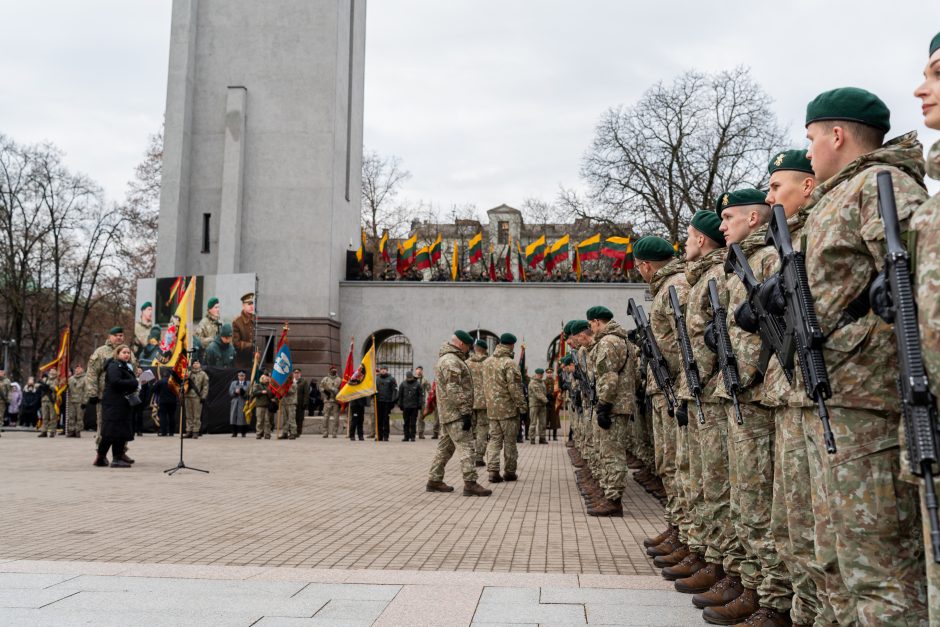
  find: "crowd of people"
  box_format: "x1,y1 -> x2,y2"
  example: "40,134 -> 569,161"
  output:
351,263 -> 634,283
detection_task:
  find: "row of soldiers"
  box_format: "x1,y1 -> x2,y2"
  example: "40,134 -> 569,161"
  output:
562,55 -> 940,626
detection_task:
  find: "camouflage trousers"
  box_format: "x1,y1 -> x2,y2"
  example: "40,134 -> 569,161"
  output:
636,407 -> 655,470
428,419 -> 477,483
727,402 -> 791,611
255,407 -> 272,437
770,405 -> 831,626
67,403 -> 83,434
418,408 -> 440,438
41,400 -> 57,434
698,402 -> 743,570
803,405 -> 927,626
486,417 -> 519,474
681,416 -> 706,556
651,394 -> 679,527
184,397 -> 203,434
674,417 -> 694,548
322,401 -> 339,437
281,403 -> 297,436
529,405 -> 546,442
473,409 -> 488,464
596,413 -> 629,500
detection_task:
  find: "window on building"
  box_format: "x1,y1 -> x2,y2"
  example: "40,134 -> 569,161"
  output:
497,221 -> 509,245
201,213 -> 211,253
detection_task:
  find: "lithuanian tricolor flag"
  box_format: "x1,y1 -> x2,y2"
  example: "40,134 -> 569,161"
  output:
601,236 -> 630,259
415,246 -> 431,270
525,235 -> 546,268
573,248 -> 582,281
429,234 -> 443,263
544,235 -> 570,272
576,233 -> 601,261
468,232 -> 483,264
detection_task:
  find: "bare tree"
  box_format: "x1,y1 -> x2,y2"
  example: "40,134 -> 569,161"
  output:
120,127 -> 163,278
361,149 -> 411,272
580,67 -> 786,242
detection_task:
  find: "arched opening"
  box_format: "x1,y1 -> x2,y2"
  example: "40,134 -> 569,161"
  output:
545,333 -> 566,370
365,329 -> 413,385
468,328 -> 499,353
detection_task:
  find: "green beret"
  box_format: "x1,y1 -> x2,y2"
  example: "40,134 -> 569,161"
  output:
805,87 -> 890,133
561,354 -> 574,365
207,297 -> 219,310
632,236 -> 674,262
715,188 -> 768,213
108,326 -> 123,335
454,330 -> 474,345
499,332 -> 517,345
148,326 -> 162,340
535,368 -> 544,375
474,338 -> 488,349
562,320 -> 573,338
931,32 -> 940,57
690,210 -> 726,246
140,301 -> 152,311
568,320 -> 590,335
586,305 -> 613,322
768,149 -> 814,176
220,323 -> 233,337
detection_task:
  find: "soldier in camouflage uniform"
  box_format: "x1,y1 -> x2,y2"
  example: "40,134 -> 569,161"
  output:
184,360 -> 209,438
801,88 -> 928,624
415,366 -> 438,439
633,239 -> 691,568
528,369 -> 548,444
252,373 -> 273,439
38,369 -> 58,436
584,306 -> 634,517
319,366 -> 341,437
0,369 -> 10,436
426,331 -> 491,497
914,35 -> 940,624
711,188 -> 794,625
466,339 -> 490,465
194,297 -> 224,355
66,365 -> 86,437
279,373 -> 299,440
483,333 -> 527,482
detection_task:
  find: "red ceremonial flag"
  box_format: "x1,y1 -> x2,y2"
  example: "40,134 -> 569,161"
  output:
504,245 -> 513,281
337,337 -> 355,408
267,323 -> 294,399
488,253 -> 497,281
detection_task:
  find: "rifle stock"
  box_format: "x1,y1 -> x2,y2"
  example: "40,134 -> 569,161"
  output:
668,285 -> 706,424
628,298 -> 678,417
707,279 -> 744,425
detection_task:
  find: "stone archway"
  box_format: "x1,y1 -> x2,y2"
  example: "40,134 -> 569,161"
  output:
366,329 -> 414,385
468,328 -> 499,353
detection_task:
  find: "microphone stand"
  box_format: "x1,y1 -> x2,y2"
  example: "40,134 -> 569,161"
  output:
165,348 -> 209,475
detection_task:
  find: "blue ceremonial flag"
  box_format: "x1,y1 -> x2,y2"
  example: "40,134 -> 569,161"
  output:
268,325 -> 293,399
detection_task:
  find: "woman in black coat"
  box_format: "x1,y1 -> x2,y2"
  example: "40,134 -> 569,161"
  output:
20,377 -> 41,428
95,345 -> 139,468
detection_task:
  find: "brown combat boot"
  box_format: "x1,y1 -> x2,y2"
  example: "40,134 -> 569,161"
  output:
463,481 -> 492,497
702,587 -> 759,625
661,552 -> 705,581
488,472 -> 503,483
502,471 -> 517,481
565,440 -> 574,447
643,525 -> 675,548
646,529 -> 681,557
587,498 -> 623,517
675,562 -> 723,594
426,480 -> 454,493
731,606 -> 792,626
692,575 -> 744,609
652,544 -> 689,568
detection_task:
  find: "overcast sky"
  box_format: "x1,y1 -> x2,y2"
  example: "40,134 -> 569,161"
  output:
1,1 -> 937,210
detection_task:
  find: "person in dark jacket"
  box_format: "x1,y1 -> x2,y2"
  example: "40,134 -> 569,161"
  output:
152,370 -> 179,437
349,396 -> 367,441
95,345 -> 138,467
397,370 -> 424,442
374,366 -> 398,442
19,377 -> 41,428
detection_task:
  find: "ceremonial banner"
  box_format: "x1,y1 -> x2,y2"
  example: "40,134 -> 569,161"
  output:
525,235 -> 546,268
488,252 -> 497,281
355,230 -> 367,263
451,241 -> 459,281
576,233 -> 601,261
544,235 -> 570,272
268,325 -> 293,399
379,231 -> 390,263
415,246 -> 431,270
515,242 -> 526,283
429,234 -> 443,263
468,232 -> 483,264
40,327 -> 70,416
335,340 -> 376,403
165,278 -> 196,368
573,248 -> 582,282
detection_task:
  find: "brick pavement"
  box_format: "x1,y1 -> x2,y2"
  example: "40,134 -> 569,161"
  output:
0,431 -> 666,575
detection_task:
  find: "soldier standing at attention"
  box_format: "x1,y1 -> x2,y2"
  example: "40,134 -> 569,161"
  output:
483,333 -> 527,483
133,302 -> 153,357
38,369 -> 58,437
195,297 -> 224,350
291,369 -> 309,437
183,360 -> 209,439
800,87 -> 928,624
425,330 -> 492,497
584,306 -> 633,517
319,366 -> 341,438
527,368 -> 548,445
204,323 -> 236,367
465,340 -> 490,466
66,365 -> 86,437
913,32 -> 940,624
279,373 -> 299,440
231,293 -> 255,368
252,372 -> 273,439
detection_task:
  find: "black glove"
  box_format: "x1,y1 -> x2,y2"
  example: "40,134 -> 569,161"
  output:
461,414 -> 472,431
869,271 -> 893,323
596,402 -> 612,429
675,401 -> 689,427
703,321 -> 718,354
757,275 -> 785,315
519,412 -> 527,424
734,302 -> 759,334
87,397 -> 98,406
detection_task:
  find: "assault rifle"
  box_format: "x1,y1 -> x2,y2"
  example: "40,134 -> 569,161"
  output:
668,285 -> 706,424
707,279 -> 744,425
764,204 -> 836,453
872,171 -> 940,562
571,353 -> 591,421
725,243 -> 795,384
628,298 -> 677,417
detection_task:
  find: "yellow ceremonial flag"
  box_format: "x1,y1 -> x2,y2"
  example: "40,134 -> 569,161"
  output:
451,241 -> 459,281
356,230 -> 367,263
335,340 -> 377,403
165,278 -> 196,368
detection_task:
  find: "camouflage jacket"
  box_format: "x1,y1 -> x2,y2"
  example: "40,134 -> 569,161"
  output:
483,344 -> 527,420
67,373 -> 86,406
577,342 -> 595,410
194,314 -> 223,348
281,378 -> 298,406
759,208 -> 810,408
250,381 -> 270,408
803,131 -> 927,411
718,228 -> 773,404
85,341 -> 115,401
528,378 -> 548,408
589,320 -> 634,415
647,258 -> 689,399
466,353 -> 488,410
319,374 -> 341,403
914,139 -> 940,397
434,342 -> 473,424
40,371 -> 58,406
417,376 -> 432,408
134,320 -> 152,355
0,375 -> 10,404
185,369 -> 209,400
685,248 -> 728,401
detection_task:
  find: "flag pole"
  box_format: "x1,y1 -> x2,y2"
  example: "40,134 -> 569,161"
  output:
371,335 -> 379,441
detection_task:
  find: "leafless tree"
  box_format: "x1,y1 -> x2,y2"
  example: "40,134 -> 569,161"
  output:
120,127 -> 163,278
580,67 -> 786,242
361,149 -> 412,273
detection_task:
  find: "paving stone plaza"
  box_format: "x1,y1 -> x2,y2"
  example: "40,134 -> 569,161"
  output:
0,432 -> 708,625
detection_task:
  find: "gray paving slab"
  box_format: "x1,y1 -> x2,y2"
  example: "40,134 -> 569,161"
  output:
47,574 -> 306,596
478,586 -> 541,605
313,599 -> 390,621
0,608 -> 263,627
472,600 -> 587,625
294,582 -> 401,601
585,602 -> 708,626
540,587 -> 691,607
0,572 -> 78,589
47,589 -> 331,616
0,589 -> 78,609
254,618 -> 373,627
